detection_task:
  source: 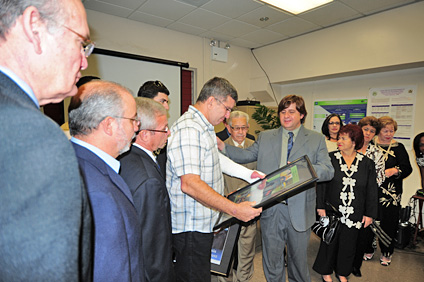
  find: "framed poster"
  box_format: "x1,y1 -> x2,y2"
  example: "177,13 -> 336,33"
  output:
214,155 -> 318,230
210,223 -> 241,276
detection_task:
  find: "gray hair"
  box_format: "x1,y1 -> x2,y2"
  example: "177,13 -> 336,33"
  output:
196,77 -> 238,103
135,97 -> 167,130
227,110 -> 249,126
0,0 -> 68,40
69,81 -> 127,136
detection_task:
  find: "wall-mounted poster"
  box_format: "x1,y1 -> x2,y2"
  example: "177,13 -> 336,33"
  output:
367,85 -> 416,149
313,99 -> 368,132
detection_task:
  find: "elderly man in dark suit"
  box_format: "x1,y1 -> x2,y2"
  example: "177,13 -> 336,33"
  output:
218,95 -> 334,282
120,97 -> 175,282
69,80 -> 144,282
0,0 -> 93,280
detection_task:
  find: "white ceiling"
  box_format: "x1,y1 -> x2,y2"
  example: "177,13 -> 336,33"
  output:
82,0 -> 419,49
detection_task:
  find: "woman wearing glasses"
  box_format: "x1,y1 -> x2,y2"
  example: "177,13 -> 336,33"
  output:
372,116 -> 412,266
322,114 -> 344,152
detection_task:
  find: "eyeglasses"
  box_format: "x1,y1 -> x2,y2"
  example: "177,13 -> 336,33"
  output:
328,122 -> 340,125
230,126 -> 249,131
62,25 -> 95,57
113,116 -> 140,127
144,127 -> 169,134
215,97 -> 232,113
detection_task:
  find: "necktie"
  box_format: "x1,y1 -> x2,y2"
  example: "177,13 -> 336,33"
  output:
287,132 -> 294,161
238,145 -> 243,148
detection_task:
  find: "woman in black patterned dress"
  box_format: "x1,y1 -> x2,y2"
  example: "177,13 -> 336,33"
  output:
313,124 -> 378,282
373,116 -> 412,266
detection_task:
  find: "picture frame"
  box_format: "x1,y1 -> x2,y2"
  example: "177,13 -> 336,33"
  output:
214,155 -> 318,230
210,223 -> 241,276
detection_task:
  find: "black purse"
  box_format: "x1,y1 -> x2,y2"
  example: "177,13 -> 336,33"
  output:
312,202 -> 341,245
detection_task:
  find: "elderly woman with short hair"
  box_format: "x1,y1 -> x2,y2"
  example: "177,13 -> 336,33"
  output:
372,116 -> 412,266
313,124 -> 378,282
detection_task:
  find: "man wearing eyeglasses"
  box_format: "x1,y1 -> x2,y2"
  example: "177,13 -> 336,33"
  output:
217,110 -> 259,282
119,97 -> 175,282
167,77 -> 262,282
69,80 -> 145,282
138,80 -> 170,176
0,0 -> 93,280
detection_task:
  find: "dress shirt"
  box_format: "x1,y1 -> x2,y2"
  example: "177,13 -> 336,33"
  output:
279,126 -> 301,167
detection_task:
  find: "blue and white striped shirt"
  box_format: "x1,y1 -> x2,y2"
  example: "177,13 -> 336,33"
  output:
166,106 -> 224,233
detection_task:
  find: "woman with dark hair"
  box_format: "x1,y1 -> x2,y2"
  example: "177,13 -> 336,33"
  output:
413,132 -> 424,190
322,114 -> 344,152
313,124 -> 378,282
373,116 -> 412,266
351,116 -> 385,277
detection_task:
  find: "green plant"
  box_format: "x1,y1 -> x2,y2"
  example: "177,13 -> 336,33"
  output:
251,104 -> 281,134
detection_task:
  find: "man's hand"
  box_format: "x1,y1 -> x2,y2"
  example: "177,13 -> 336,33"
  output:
232,201 -> 262,222
216,137 -> 225,151
251,170 -> 265,180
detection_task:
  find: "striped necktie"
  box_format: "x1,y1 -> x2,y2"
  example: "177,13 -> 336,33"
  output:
287,132 -> 294,160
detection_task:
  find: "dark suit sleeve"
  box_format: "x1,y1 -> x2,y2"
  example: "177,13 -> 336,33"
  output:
133,178 -> 175,282
89,190 -> 132,282
225,139 -> 259,164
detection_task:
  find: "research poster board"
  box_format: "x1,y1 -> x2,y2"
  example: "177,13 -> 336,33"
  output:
313,99 -> 368,132
367,85 -> 417,149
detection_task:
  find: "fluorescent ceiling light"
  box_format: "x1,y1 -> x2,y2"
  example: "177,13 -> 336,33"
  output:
258,0 -> 333,15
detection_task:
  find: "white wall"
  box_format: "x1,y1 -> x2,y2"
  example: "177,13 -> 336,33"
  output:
85,10 -> 255,101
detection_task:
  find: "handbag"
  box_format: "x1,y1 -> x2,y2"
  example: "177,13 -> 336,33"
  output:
312,202 -> 341,245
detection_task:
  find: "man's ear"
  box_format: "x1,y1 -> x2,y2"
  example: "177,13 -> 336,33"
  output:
206,96 -> 215,109
21,6 -> 45,55
101,117 -> 115,136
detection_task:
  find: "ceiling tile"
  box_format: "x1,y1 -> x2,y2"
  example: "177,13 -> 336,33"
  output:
212,20 -> 260,37
299,1 -> 362,27
167,21 -> 207,36
241,29 -> 287,45
179,8 -> 231,30
237,5 -> 293,28
84,0 -> 133,18
137,0 -> 196,21
128,11 -> 174,27
175,0 -> 212,7
266,17 -> 320,37
340,0 -> 416,15
201,0 -> 263,18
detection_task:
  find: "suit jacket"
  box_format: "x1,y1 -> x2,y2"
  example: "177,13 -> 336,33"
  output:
225,125 -> 334,232
223,138 -> 257,195
72,143 -> 144,282
216,127 -> 256,142
119,145 -> 175,282
0,71 -> 93,281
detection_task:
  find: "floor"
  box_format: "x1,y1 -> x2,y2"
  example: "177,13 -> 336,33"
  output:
214,227 -> 424,282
